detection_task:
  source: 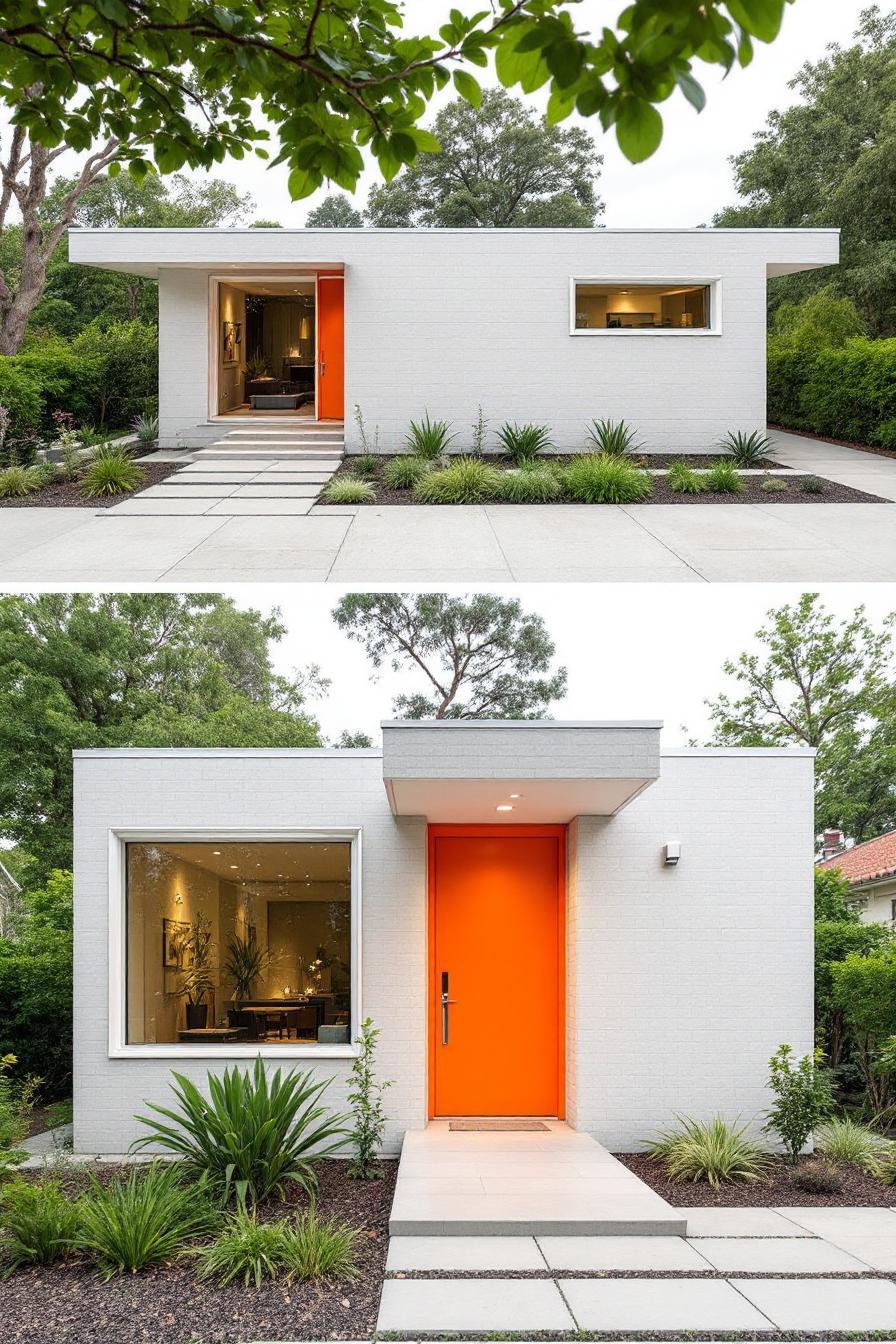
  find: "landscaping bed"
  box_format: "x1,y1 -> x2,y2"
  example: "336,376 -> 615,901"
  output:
1,1158 -> 397,1344
320,456 -> 886,507
0,460 -> 176,508
616,1152 -> 896,1207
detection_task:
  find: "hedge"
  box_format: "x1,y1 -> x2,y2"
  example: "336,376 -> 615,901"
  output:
769,337 -> 896,447
0,319 -> 158,441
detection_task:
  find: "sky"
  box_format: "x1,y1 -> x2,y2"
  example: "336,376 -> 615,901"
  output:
4,0 -> 870,228
275,0 -> 868,228
219,583 -> 896,748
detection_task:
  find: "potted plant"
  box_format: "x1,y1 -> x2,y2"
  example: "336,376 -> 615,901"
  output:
224,927 -> 273,1027
174,913 -> 215,1030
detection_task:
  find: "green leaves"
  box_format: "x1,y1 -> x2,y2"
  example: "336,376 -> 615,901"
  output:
453,69 -> 482,107
614,96 -> 663,163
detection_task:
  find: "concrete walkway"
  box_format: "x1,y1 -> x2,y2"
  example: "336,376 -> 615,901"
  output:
2,431 -> 895,581
379,1204 -> 896,1335
389,1122 -> 685,1237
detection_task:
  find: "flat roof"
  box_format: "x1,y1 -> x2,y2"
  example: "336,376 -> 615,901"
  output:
69,226 -> 840,236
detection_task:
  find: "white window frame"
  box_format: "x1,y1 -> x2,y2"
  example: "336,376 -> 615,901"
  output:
569,277 -> 722,336
108,827 -> 362,1060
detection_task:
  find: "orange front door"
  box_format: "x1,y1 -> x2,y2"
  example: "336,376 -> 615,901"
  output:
430,826 -> 564,1117
317,275 -> 344,419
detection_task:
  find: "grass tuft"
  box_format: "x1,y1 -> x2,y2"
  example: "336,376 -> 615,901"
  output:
351,454 -> 380,479
0,1178 -> 82,1269
80,448 -> 144,498
195,1208 -> 359,1286
321,476 -> 377,504
405,413 -> 455,460
717,429 -> 774,466
814,1117 -> 894,1176
496,422 -> 554,464
565,453 -> 652,504
667,462 -> 706,495
648,1115 -> 773,1187
704,459 -> 744,494
413,456 -> 503,504
0,464 -> 48,498
761,476 -> 788,494
585,417 -> 642,456
382,456 -> 434,490
497,464 -> 563,503
800,475 -> 826,494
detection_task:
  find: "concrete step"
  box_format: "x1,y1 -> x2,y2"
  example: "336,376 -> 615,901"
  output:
193,449 -> 344,461
389,1124 -> 687,1238
212,440 -> 345,451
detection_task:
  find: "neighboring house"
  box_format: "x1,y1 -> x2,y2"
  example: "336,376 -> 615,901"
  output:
817,829 -> 896,926
0,856 -> 20,938
72,721 -> 815,1155
68,227 -> 838,452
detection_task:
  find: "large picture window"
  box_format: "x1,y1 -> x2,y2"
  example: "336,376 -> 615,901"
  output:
572,281 -> 712,332
125,840 -> 352,1047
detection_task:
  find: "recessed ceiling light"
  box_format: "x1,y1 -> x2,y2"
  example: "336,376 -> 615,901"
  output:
229,864 -> 238,869
496,804 -> 513,812
509,793 -> 522,799
212,850 -> 222,855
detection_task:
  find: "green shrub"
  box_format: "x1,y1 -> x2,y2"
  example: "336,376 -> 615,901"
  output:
768,337 -> 896,446
496,421 -> 554,463
320,475 -> 376,504
132,413 -> 159,447
77,1162 -> 220,1278
0,1055 -> 40,1150
763,1045 -> 832,1164
0,364 -> 43,438
195,1208 -> 358,1286
585,417 -> 642,456
565,454 -> 652,504
814,1117 -> 894,1176
80,448 -> 144,498
791,1158 -> 844,1194
382,456 -> 433,490
348,1018 -> 391,1181
718,429 -> 773,466
405,412 -> 455,460
705,460 -> 744,493
0,465 -> 46,498
771,287 -> 867,350
761,476 -> 788,493
667,462 -> 705,495
413,456 -> 502,504
497,464 -> 563,503
72,320 -> 158,430
801,475 -> 826,494
14,344 -> 104,430
0,1177 -> 82,1268
0,871 -> 73,1097
351,453 -> 380,479
133,1056 -> 351,1207
648,1115 -> 772,1187
832,949 -> 896,1111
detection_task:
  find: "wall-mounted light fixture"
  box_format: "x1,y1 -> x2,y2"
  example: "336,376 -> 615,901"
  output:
663,842 -> 681,867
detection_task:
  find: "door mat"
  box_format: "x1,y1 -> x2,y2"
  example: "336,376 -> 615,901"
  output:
448,1119 -> 550,1132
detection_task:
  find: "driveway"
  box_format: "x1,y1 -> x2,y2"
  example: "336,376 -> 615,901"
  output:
1,431 -> 894,583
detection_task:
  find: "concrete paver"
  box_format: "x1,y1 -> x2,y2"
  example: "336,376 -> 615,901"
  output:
559,1278 -> 774,1331
538,1234 -> 709,1271
774,1206 -> 896,1237
376,1277 -> 575,1332
691,1235 -> 870,1272
386,1235 -> 544,1271
679,1207 -> 814,1237
733,1276 -> 896,1330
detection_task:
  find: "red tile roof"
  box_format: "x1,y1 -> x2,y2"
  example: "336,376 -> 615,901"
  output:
819,829 -> 896,886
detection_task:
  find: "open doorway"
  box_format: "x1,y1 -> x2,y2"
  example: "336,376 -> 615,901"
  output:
215,278 -> 317,418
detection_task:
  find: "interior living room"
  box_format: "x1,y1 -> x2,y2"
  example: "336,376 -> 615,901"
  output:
125,839 -> 352,1046
216,278 -> 317,417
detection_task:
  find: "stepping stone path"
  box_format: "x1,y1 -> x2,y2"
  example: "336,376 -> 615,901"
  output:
378,1204 -> 896,1336
107,424 -> 344,516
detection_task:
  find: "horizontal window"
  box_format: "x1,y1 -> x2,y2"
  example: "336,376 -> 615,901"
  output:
573,282 -> 711,331
125,840 -> 352,1047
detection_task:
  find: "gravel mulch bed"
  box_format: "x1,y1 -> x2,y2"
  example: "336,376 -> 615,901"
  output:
0,461 -> 178,508
1,1158 -> 397,1344
769,423 -> 896,461
615,1152 -> 896,1206
321,458 -> 884,506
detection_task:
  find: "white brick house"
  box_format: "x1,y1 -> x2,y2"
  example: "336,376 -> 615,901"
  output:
72,721 -> 815,1155
67,227 -> 838,452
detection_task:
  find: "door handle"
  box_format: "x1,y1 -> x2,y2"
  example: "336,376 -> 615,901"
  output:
319,360 -> 325,377
440,970 -> 457,1046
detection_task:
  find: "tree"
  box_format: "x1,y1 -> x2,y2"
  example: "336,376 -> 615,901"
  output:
814,919 -> 889,1070
366,90 -> 601,228
815,867 -> 858,924
770,286 -> 868,351
714,8 -> 896,334
307,195 -> 364,228
0,594 -> 323,876
832,947 -> 896,1111
0,869 -> 73,1095
703,594 -> 896,834
333,730 -> 375,748
0,2 -> 796,351
332,593 -> 566,719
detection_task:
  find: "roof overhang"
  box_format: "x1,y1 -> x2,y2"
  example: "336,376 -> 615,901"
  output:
381,720 -> 662,823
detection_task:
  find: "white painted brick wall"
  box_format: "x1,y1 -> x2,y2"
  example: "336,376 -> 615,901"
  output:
71,228 -> 838,452
567,751 -> 815,1149
73,746 -> 813,1153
